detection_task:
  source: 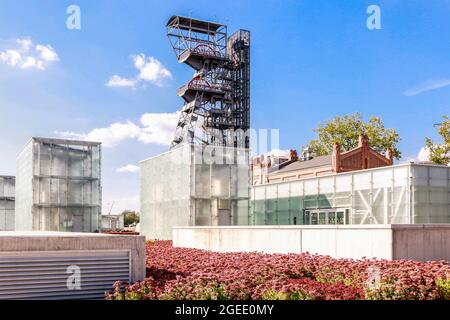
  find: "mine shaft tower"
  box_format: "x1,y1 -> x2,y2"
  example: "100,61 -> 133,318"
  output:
167,16 -> 250,149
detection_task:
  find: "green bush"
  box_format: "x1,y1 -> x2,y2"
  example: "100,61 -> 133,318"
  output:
436,278 -> 450,300
261,289 -> 309,300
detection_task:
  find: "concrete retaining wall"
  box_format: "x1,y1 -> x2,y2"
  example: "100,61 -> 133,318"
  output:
0,231 -> 146,282
173,225 -> 450,261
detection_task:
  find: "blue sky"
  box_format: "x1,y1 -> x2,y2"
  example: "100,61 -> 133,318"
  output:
1,0 -> 449,213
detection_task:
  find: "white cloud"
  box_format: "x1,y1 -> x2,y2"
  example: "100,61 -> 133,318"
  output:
106,54 -> 172,89
414,145 -> 450,165
17,38 -> 32,51
0,38 -> 58,70
265,149 -> 290,158
57,121 -> 141,148
404,79 -> 450,96
106,75 -> 137,88
116,164 -> 140,173
56,111 -> 180,148
401,147 -> 430,163
138,112 -> 180,144
20,57 -> 37,69
0,49 -> 22,66
36,44 -> 59,62
417,147 -> 430,162
52,131 -> 85,141
133,54 -> 172,86
85,122 -> 142,147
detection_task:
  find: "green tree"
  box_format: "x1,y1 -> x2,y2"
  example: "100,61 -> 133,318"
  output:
306,113 -> 401,159
123,211 -> 140,227
425,116 -> 450,165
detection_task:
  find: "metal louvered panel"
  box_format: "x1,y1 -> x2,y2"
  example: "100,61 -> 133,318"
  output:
0,250 -> 130,300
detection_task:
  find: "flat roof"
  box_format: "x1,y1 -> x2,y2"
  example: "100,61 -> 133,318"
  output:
173,224 -> 450,230
270,155 -> 332,175
32,137 -> 101,146
140,144 -> 250,163
167,15 -> 225,32
0,231 -> 116,237
0,175 -> 15,179
253,161 -> 450,188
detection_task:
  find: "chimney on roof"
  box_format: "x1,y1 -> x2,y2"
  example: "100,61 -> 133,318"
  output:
266,156 -> 272,168
332,142 -> 341,173
301,147 -> 313,161
359,133 -> 370,169
289,149 -> 298,161
386,149 -> 394,165
358,132 -> 369,148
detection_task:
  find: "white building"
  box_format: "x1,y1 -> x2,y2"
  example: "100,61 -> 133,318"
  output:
101,213 -> 125,231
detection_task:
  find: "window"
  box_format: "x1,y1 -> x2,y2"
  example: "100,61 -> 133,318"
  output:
304,209 -> 349,225
310,212 -> 318,225
328,213 -> 336,224
336,211 -> 345,224
319,212 -> 327,224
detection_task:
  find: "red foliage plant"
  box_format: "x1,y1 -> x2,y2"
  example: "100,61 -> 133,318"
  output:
105,241 -> 449,300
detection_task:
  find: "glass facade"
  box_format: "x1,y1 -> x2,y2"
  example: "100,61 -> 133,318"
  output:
250,163 -> 450,225
15,138 -> 102,232
140,144 -> 250,240
141,152 -> 450,239
0,176 -> 15,231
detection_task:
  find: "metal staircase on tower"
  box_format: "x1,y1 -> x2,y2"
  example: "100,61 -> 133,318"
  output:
166,16 -> 250,149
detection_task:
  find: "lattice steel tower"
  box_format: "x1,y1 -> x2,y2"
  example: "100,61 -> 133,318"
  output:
167,16 -> 250,149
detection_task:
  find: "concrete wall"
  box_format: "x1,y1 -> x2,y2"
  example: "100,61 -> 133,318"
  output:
392,225 -> 450,261
173,224 -> 450,261
0,231 -> 146,282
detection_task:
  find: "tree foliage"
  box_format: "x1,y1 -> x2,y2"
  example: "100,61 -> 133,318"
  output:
123,211 -> 140,226
306,113 -> 401,159
425,116 -> 450,165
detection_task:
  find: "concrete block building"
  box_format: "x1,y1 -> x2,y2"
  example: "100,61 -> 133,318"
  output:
15,137 -> 102,232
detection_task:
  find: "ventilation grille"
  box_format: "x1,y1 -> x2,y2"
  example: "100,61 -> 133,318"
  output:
0,250 -> 130,300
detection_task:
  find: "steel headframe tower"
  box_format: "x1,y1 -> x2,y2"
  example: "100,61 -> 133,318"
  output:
166,16 -> 250,149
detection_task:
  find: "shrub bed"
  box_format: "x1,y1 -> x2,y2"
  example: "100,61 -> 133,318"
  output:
105,241 -> 449,300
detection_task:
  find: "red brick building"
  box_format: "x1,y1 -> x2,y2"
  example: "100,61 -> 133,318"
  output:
252,134 -> 394,185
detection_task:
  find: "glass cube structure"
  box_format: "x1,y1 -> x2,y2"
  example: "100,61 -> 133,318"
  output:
140,144 -> 250,239
0,176 -> 15,231
15,137 -> 102,232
